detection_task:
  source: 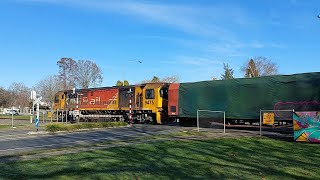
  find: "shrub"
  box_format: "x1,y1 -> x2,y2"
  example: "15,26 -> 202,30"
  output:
46,124 -> 67,133
45,122 -> 128,133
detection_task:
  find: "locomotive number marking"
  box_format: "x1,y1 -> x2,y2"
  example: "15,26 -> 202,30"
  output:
145,100 -> 155,105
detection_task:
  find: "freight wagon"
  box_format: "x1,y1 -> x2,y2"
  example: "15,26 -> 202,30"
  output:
53,72 -> 320,125
170,72 -> 320,125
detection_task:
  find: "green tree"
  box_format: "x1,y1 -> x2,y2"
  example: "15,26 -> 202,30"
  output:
221,63 -> 234,80
123,80 -> 129,86
151,76 -> 160,83
243,59 -> 259,78
116,80 -> 129,86
116,80 -> 123,86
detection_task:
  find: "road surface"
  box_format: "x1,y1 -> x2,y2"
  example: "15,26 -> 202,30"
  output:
0,124 -> 193,156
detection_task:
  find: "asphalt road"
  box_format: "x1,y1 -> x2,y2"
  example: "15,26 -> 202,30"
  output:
0,124 -> 192,156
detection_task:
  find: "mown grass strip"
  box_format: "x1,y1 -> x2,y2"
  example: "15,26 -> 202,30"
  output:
0,115 -> 31,120
0,124 -> 33,130
0,125 -> 12,129
45,122 -> 128,132
0,137 -> 319,179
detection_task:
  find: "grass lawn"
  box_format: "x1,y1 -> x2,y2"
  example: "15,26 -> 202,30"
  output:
45,122 -> 128,132
0,125 -> 12,129
0,124 -> 32,130
0,137 -> 319,179
0,115 -> 31,120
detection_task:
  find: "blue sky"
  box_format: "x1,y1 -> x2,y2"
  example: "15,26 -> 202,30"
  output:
0,0 -> 320,88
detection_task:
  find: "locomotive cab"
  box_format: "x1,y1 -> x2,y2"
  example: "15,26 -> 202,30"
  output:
143,83 -> 169,124
53,91 -> 67,110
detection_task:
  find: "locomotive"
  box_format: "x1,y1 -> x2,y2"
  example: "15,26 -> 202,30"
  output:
53,83 -> 175,124
53,72 -> 320,125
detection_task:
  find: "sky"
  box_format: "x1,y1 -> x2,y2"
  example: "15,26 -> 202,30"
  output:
0,0 -> 320,88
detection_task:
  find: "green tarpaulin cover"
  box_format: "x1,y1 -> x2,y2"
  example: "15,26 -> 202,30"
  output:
179,72 -> 320,119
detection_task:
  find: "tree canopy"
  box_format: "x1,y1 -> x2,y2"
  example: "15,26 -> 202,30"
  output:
75,60 -> 103,89
241,57 -> 278,78
220,63 -> 234,80
57,58 -> 77,90
57,58 -> 103,89
139,75 -> 180,84
33,75 -> 63,106
115,80 -> 130,86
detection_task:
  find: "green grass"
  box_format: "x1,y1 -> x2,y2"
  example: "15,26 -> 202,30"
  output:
0,114 -> 58,121
171,130 -> 208,137
0,124 -> 32,130
0,137 -> 319,179
0,125 -> 12,129
0,115 -> 31,120
45,122 -> 128,132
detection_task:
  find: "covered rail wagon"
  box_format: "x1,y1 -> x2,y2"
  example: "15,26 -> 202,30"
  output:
168,72 -> 320,124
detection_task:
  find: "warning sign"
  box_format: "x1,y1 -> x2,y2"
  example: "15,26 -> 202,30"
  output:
47,112 -> 52,118
263,112 -> 275,125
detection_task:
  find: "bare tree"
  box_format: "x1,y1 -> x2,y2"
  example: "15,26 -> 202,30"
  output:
74,60 -> 103,89
241,57 -> 278,77
57,58 -> 103,89
139,75 -> 180,84
57,58 -> 78,90
139,76 -> 160,84
8,82 -> 30,108
0,87 -> 10,108
161,75 -> 180,83
33,75 -> 63,106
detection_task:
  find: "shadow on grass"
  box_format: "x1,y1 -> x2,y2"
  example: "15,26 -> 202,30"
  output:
0,137 -> 319,179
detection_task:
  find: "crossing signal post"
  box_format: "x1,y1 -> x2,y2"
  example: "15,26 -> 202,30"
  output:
71,88 -> 80,123
31,91 -> 42,132
128,88 -> 133,127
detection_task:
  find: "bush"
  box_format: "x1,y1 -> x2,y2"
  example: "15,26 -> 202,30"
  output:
45,122 -> 128,133
46,124 -> 67,133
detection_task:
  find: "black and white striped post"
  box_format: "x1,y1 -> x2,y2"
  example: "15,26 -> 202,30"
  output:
129,88 -> 132,127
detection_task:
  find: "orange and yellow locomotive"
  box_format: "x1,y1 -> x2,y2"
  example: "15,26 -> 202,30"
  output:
53,83 -> 172,124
